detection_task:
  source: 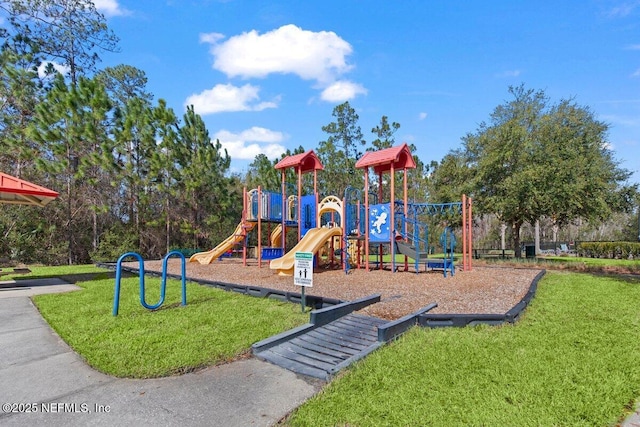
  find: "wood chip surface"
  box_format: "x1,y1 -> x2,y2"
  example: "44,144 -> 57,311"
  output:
129,258 -> 543,320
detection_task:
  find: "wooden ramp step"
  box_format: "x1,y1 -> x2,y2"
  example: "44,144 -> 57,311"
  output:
254,313 -> 387,380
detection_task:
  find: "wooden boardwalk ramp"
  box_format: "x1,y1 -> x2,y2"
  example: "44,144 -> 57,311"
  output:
252,294 -> 436,380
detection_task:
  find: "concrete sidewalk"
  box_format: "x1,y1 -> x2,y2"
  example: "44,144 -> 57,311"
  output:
0,277 -> 81,298
0,279 -> 323,426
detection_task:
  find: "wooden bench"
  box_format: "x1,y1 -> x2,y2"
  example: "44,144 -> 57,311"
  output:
474,249 -> 515,259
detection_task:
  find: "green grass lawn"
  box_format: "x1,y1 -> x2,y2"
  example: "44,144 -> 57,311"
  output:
14,264 -> 640,424
286,271 -> 640,426
29,265 -> 308,378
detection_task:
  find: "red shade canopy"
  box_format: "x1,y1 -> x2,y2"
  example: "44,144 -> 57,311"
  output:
355,143 -> 416,174
274,150 -> 324,172
0,172 -> 59,207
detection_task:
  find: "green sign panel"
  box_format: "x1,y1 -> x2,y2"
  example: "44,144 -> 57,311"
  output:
294,252 -> 313,287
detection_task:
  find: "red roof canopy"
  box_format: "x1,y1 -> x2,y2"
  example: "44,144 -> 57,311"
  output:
274,150 -> 324,173
355,143 -> 416,174
0,172 -> 59,207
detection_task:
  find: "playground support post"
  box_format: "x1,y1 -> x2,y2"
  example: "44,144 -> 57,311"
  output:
462,194 -> 473,271
281,169 -> 286,250
462,195 -> 467,270
297,166 -> 302,241
341,193 -> 346,272
378,170 -> 384,270
242,187 -> 248,266
258,185 -> 262,267
390,162 -> 396,273
467,196 -> 473,270
364,167 -> 370,271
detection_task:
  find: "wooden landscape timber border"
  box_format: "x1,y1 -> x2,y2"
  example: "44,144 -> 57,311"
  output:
105,262 -> 544,378
110,263 -> 343,309
419,270 -> 545,328
106,263 -> 544,329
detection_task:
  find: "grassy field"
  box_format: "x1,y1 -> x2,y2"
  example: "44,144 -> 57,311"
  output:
11,262 -> 640,424
286,271 -> 640,426
27,265 -> 308,378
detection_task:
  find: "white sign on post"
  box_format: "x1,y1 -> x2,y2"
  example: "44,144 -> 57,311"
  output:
294,252 -> 313,287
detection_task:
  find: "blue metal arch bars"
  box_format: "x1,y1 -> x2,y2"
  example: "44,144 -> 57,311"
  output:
112,250 -> 187,316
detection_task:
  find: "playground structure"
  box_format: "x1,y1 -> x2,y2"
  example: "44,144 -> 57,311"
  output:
113,250 -> 187,316
386,202 -> 469,277
346,143 -> 472,275
269,195 -> 344,275
345,199 -> 470,276
269,151 -> 343,275
190,144 -> 472,276
269,144 -> 472,276
189,150 -> 324,266
188,187 -> 299,265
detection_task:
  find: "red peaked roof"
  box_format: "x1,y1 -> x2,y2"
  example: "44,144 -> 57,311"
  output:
274,150 -> 324,172
355,143 -> 416,174
0,172 -> 59,207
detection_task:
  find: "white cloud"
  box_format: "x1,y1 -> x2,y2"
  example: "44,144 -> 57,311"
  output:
607,1 -> 640,18
185,83 -> 279,115
214,127 -> 287,160
203,24 -> 354,84
632,68 -> 640,77
418,112 -> 428,121
600,114 -> 640,127
93,0 -> 129,17
199,32 -> 225,44
624,44 -> 640,50
37,61 -> 70,78
320,80 -> 367,102
496,69 -> 521,78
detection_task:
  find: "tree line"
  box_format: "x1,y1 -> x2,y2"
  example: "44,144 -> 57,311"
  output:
0,1 -> 637,265
428,85 -> 638,256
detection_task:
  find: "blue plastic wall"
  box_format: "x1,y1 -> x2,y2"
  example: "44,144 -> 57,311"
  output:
300,194 -> 317,237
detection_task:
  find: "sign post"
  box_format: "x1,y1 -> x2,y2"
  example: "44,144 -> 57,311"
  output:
294,252 -> 313,312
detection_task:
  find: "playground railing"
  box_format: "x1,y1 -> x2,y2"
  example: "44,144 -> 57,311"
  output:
395,215 -> 429,254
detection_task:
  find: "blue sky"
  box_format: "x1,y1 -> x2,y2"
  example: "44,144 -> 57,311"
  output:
95,0 -> 639,184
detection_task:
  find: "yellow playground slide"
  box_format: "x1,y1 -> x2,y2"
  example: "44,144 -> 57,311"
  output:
189,222 -> 255,265
269,227 -> 343,275
270,223 -> 284,247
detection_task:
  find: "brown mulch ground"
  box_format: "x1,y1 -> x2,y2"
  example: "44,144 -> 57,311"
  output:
129,258 -> 543,321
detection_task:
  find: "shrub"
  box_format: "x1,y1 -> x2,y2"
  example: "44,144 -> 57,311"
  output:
577,241 -> 640,259
91,227 -> 138,262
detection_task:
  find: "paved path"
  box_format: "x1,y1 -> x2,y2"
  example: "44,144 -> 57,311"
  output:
0,279 -> 323,426
624,404 -> 640,427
